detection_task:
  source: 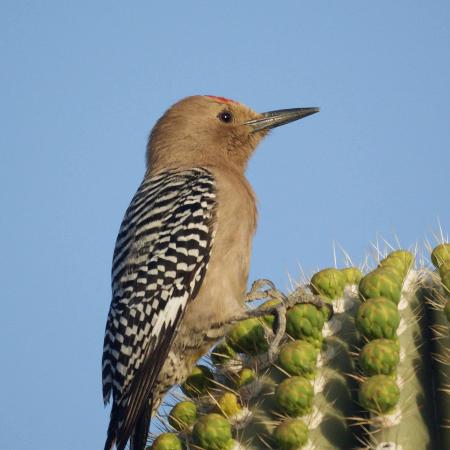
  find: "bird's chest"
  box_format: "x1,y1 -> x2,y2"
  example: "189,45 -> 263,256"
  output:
180,173 -> 257,333
213,175 -> 257,284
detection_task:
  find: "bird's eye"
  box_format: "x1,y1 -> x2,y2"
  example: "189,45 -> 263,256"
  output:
218,111 -> 233,123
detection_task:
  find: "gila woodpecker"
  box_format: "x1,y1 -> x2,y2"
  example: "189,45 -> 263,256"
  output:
102,95 -> 319,450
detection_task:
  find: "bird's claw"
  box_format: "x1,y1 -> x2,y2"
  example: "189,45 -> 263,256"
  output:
264,285 -> 335,362
243,280 -> 334,367
245,278 -> 282,302
265,302 -> 287,364
284,286 -> 334,319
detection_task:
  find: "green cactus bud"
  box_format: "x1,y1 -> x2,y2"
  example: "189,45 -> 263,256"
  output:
275,376 -> 314,417
439,261 -> 450,276
181,365 -> 214,397
217,392 -> 242,418
168,400 -> 197,431
431,243 -> 450,268
151,432 -> 183,450
376,265 -> 405,285
273,419 -> 309,450
445,299 -> 450,323
379,250 -> 414,276
388,249 -> 414,263
227,317 -> 269,355
311,268 -> 346,300
321,304 -> 334,321
211,340 -> 237,365
359,268 -> 403,304
358,374 -> 400,414
235,368 -> 256,388
359,339 -> 400,376
341,267 -> 363,285
192,413 -> 234,450
439,263 -> 450,293
286,304 -> 325,348
356,297 -> 400,340
278,340 -> 319,378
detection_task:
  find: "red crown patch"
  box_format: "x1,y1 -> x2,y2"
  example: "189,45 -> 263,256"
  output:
205,95 -> 239,105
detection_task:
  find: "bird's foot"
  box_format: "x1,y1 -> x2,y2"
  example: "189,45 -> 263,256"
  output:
210,280 -> 333,367
244,282 -> 333,365
245,278 -> 286,303
284,285 -> 333,318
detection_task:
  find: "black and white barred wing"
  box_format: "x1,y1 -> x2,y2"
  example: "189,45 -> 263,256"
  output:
102,168 -> 216,446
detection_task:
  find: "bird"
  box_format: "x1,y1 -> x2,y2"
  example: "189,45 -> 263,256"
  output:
102,95 -> 319,450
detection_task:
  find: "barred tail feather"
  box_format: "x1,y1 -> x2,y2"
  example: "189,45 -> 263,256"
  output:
105,399 -> 153,450
104,412 -> 117,450
130,407 -> 151,450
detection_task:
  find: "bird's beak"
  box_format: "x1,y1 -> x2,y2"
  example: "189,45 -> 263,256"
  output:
245,107 -> 320,133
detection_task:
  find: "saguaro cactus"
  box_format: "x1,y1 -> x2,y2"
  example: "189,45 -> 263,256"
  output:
149,246 -> 450,450
427,243 -> 450,448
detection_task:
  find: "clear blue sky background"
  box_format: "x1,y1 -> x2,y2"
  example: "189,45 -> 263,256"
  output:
1,2 -> 449,449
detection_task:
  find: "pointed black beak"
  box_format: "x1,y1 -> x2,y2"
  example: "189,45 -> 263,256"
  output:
245,107 -> 319,132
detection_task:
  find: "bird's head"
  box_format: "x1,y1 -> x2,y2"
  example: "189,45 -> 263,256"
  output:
146,95 -> 319,174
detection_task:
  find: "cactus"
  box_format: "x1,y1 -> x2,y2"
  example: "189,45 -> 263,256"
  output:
310,268 -> 346,300
445,298 -> 450,322
426,242 -> 450,448
431,243 -> 450,269
148,247 -> 450,450
378,250 -> 414,277
359,339 -> 400,376
350,249 -> 449,449
341,267 -> 363,285
439,262 -> 450,293
151,433 -> 183,450
168,401 -> 198,431
181,365 -> 215,398
234,368 -> 256,388
211,340 -> 237,366
359,269 -> 403,304
192,414 -> 235,450
355,296 -> 400,340
285,303 -> 325,348
275,376 -> 314,417
227,317 -> 270,355
216,392 -> 243,419
358,374 -> 400,414
273,419 -> 309,450
278,340 -> 319,378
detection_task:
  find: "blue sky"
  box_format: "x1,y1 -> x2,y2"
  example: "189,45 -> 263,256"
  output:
1,1 -> 449,449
